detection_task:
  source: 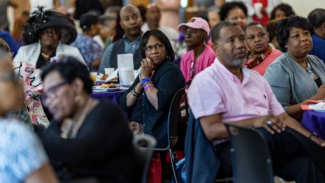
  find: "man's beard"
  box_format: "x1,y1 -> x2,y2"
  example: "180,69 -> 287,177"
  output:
221,55 -> 246,68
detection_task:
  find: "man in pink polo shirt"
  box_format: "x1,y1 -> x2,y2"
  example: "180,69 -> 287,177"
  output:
177,17 -> 215,88
188,21 -> 325,182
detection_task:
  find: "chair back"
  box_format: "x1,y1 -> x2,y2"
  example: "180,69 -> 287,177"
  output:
167,87 -> 186,149
133,134 -> 157,183
225,123 -> 274,183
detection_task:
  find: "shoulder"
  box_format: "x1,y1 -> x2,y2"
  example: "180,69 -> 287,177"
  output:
0,120 -> 43,156
93,100 -> 122,114
191,62 -> 218,85
181,50 -> 193,60
61,44 -> 81,52
204,46 -> 216,57
158,61 -> 183,77
270,49 -> 283,56
18,43 -> 37,51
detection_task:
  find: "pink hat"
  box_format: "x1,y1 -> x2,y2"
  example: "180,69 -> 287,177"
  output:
177,17 -> 210,35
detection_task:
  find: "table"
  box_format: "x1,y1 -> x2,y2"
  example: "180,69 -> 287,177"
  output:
301,110 -> 325,140
91,90 -> 126,103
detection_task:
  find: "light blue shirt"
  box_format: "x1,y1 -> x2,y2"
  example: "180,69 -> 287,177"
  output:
0,120 -> 48,183
98,35 -> 141,74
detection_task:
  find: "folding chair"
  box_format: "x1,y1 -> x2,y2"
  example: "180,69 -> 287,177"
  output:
133,134 -> 157,183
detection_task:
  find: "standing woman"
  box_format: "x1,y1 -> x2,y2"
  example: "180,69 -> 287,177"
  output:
245,22 -> 282,75
14,7 -> 86,69
119,29 -> 185,148
264,16 -> 325,120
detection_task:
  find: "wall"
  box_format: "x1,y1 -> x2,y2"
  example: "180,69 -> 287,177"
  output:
282,0 -> 325,17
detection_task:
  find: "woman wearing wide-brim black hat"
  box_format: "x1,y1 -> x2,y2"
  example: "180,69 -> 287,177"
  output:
14,7 -> 86,69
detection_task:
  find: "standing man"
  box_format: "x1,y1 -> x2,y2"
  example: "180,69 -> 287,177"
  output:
142,3 -> 179,47
98,5 -> 143,73
188,21 -> 325,182
308,8 -> 325,63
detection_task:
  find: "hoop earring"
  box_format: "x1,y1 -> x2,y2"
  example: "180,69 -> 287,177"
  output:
75,94 -> 85,106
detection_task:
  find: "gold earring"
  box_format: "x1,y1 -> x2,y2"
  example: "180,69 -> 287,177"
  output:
75,94 -> 85,106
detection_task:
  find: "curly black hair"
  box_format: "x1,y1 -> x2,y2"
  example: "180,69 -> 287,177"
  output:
41,56 -> 93,94
270,3 -> 295,20
219,2 -> 248,21
140,29 -> 175,61
308,8 -> 325,28
276,15 -> 314,52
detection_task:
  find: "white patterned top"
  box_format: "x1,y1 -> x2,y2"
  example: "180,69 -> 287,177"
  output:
0,119 -> 48,183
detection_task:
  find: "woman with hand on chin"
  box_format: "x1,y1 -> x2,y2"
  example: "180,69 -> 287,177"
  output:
119,29 -> 185,148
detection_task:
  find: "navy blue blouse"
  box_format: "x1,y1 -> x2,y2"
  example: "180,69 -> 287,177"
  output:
119,60 -> 185,148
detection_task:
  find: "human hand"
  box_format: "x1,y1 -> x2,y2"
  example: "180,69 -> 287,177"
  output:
140,58 -> 154,79
253,115 -> 286,134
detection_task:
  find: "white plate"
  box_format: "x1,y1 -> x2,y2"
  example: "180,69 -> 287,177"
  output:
309,103 -> 325,112
92,86 -> 120,92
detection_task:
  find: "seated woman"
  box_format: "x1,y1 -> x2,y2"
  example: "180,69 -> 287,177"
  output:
264,15 -> 325,120
177,17 -> 215,88
0,51 -> 58,183
245,22 -> 282,75
119,29 -> 185,148
14,7 -> 86,69
71,12 -> 102,71
219,2 -> 248,30
39,57 -> 136,182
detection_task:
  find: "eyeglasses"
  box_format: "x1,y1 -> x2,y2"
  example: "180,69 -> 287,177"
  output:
41,81 -> 69,107
144,44 -> 164,53
0,72 -> 20,84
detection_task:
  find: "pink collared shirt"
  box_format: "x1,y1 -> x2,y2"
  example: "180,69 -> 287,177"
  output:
188,58 -> 284,122
246,49 -> 283,76
180,46 -> 215,84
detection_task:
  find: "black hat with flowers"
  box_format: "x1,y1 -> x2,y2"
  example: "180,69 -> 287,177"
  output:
23,6 -> 77,45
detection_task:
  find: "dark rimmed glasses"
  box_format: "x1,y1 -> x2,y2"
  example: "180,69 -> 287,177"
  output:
144,43 -> 164,53
41,81 -> 69,107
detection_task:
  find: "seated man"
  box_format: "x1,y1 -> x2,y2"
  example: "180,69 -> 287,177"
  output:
188,21 -> 325,182
98,5 -> 143,73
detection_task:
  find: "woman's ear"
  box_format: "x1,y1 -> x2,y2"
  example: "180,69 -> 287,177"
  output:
71,78 -> 84,94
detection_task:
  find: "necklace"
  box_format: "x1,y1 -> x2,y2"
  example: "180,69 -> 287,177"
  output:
41,53 -> 50,58
60,97 -> 93,139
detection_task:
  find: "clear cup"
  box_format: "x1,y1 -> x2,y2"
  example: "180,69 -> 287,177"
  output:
90,72 -> 97,84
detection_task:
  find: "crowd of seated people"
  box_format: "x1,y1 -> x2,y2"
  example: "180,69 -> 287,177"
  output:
2,1 -> 325,183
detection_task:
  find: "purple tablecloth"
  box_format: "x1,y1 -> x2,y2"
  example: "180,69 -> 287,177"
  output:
301,110 -> 325,140
91,90 -> 126,103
